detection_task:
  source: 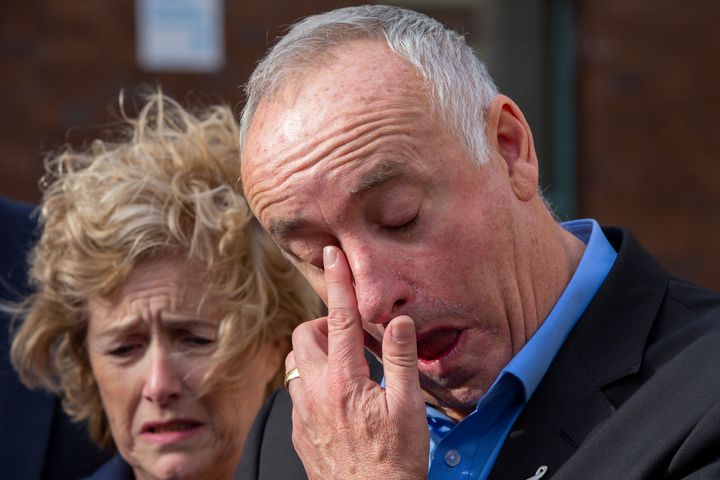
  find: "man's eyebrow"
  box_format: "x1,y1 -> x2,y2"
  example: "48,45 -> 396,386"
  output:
267,161 -> 404,240
268,217 -> 309,239
350,161 -> 402,195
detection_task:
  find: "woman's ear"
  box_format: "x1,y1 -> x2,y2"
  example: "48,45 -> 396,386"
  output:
484,94 -> 539,202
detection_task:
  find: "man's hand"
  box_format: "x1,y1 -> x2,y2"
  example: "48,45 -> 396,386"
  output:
285,246 -> 429,480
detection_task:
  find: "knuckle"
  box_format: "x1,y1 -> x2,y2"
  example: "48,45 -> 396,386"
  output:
292,321 -> 312,339
292,317 -> 327,345
325,369 -> 364,405
327,372 -> 351,397
291,322 -> 314,349
284,351 -> 295,370
327,307 -> 355,328
291,326 -> 304,347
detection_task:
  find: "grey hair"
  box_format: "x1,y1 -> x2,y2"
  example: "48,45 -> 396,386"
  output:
239,4 -> 499,165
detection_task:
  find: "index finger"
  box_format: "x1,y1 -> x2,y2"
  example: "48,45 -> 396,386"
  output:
323,246 -> 370,379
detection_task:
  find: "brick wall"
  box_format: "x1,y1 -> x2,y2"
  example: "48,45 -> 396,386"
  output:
0,0 -> 364,202
3,1 -> 718,289
576,0 -> 720,289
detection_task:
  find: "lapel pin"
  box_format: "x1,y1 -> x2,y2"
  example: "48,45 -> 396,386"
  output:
526,465 -> 548,480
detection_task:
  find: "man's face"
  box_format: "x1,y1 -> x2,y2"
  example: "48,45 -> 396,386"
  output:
242,41 -> 534,412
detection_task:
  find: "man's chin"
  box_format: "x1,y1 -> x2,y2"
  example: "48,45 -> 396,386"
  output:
419,376 -> 484,414
422,391 -> 477,421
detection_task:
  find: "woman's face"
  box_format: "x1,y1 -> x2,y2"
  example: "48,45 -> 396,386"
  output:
86,256 -> 281,480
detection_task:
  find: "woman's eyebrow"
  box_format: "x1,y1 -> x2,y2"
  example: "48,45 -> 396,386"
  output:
160,313 -> 218,328
95,316 -> 143,340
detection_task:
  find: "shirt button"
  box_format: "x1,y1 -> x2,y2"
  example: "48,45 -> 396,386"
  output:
444,449 -> 461,467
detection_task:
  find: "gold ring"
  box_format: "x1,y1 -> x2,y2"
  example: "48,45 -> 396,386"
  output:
283,367 -> 300,388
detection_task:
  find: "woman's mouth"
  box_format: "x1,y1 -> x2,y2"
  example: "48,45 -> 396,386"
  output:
145,421 -> 199,434
140,419 -> 205,444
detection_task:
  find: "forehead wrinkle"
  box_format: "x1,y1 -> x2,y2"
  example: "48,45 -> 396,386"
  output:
308,76 -> 428,160
91,293 -> 169,338
243,149 -> 306,213
248,105 -> 423,228
312,105 -> 424,185
94,314 -> 144,340
245,57 -> 430,234
266,100 -> 421,186
246,173 -> 299,224
254,75 -> 423,167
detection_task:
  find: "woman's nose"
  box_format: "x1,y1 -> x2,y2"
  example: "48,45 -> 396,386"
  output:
142,346 -> 183,406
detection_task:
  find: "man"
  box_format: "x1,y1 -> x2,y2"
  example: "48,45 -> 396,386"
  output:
0,196 -> 109,479
237,5 -> 720,479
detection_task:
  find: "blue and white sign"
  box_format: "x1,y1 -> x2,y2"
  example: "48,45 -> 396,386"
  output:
136,0 -> 224,72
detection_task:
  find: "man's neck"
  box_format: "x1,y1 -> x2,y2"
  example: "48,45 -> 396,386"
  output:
520,208 -> 587,345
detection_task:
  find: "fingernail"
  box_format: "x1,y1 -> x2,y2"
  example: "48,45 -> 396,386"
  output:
323,246 -> 337,268
392,318 -> 414,341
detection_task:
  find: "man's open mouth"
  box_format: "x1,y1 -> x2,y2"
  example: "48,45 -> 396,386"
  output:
416,329 -> 462,360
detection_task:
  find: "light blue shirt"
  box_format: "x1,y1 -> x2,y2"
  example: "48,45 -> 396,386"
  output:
426,219 -> 617,479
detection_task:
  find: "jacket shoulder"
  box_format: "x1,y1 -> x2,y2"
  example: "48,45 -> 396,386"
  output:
236,388 -> 307,480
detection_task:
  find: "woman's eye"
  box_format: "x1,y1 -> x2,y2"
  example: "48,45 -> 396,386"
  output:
184,336 -> 215,347
108,343 -> 142,357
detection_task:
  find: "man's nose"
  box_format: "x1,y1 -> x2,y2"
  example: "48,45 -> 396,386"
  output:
345,247 -> 411,325
142,344 -> 183,406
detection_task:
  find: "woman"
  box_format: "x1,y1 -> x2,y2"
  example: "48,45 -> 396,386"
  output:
11,92 -> 319,479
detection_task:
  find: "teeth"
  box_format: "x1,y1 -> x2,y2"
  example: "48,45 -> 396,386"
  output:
150,423 -> 196,433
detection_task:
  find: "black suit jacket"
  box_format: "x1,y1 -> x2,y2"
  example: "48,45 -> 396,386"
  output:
0,197 -> 109,479
236,228 -> 720,479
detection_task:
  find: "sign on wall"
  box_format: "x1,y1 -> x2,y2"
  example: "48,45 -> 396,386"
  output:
136,0 -> 224,72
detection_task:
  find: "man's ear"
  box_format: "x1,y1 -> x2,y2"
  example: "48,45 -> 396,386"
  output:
485,95 -> 539,202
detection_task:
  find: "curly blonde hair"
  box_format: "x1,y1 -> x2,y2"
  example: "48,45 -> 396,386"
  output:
11,91 -> 320,449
